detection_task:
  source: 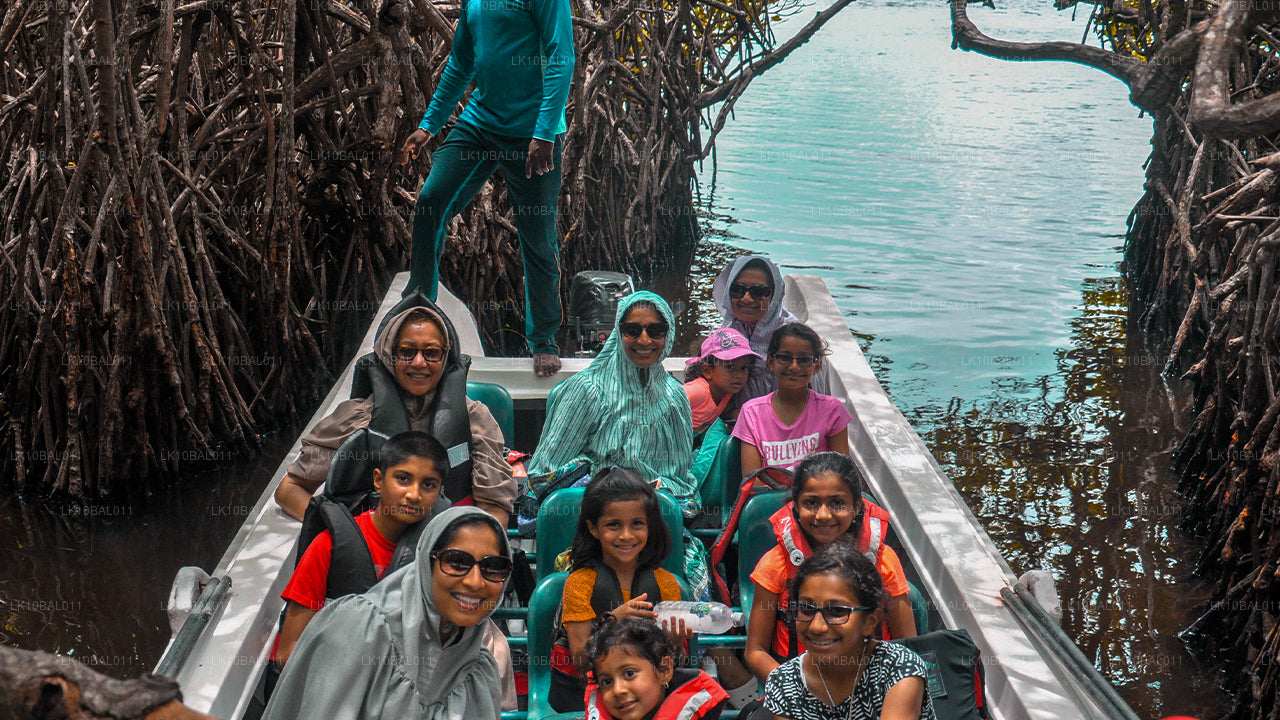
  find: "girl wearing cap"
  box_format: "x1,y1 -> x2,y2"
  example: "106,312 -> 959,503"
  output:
683,327 -> 761,433
680,327 -> 761,516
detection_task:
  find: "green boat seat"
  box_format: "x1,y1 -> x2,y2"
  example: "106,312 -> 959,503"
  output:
535,486 -> 686,580
736,489 -> 790,615
908,582 -> 929,635
697,435 -> 741,527
524,572 -> 570,720
466,381 -> 514,447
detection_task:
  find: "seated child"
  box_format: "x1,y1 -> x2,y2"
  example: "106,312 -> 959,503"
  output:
684,327 -> 759,433
764,543 -> 935,720
583,616 -> 730,720
733,323 -> 851,475
744,452 -> 916,684
276,430 -> 447,664
549,468 -> 685,713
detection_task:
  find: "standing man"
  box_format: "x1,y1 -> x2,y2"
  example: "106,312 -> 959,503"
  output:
399,0 -> 574,378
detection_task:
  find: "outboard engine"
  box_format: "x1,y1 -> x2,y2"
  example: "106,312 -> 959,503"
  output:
567,270 -> 634,355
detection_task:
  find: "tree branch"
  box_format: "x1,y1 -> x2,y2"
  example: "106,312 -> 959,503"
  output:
949,0 -> 1141,85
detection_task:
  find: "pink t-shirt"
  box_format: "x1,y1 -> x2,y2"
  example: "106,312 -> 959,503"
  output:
732,392 -> 853,469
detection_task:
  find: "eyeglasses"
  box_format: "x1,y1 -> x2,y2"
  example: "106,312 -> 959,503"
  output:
619,322 -> 669,340
729,282 -> 774,300
395,345 -> 446,364
431,549 -> 513,583
791,602 -> 872,625
770,352 -> 817,368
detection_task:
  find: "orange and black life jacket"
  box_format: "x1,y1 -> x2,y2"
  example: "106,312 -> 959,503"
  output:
585,668 -> 728,720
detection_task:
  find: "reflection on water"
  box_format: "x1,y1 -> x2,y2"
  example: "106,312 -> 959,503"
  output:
923,274 -> 1223,715
0,435 -> 292,677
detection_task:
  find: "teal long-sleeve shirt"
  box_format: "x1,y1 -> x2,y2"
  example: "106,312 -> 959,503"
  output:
419,0 -> 575,142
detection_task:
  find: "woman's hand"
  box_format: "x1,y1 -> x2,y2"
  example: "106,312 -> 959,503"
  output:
611,593 -> 657,620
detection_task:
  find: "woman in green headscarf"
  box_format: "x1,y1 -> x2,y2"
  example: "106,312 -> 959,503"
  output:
529,291 -> 694,491
262,506 -> 513,720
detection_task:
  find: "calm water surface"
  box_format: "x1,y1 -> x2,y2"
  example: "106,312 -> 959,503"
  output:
0,0 -> 1228,717
685,0 -> 1228,716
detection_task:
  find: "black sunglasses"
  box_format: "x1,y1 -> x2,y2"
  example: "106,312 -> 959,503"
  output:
729,282 -> 774,300
619,321 -> 669,340
431,548 -> 513,583
394,345 -> 446,364
791,602 -> 872,625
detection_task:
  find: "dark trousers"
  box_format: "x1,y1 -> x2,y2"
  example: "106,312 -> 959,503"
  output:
407,120 -> 563,356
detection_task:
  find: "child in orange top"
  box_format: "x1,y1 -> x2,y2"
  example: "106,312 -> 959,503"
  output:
683,327 -> 759,432
549,468 -> 686,713
583,616 -> 729,720
743,452 -> 917,684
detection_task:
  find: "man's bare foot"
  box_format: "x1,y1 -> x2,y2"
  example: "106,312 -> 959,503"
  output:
533,353 -> 562,377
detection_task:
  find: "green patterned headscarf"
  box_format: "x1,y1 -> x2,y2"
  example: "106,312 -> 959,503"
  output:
529,291 -> 694,486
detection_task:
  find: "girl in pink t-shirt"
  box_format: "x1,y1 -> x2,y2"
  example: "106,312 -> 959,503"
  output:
732,323 -> 852,475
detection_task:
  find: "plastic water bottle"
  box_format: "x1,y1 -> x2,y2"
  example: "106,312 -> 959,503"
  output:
654,601 -> 743,634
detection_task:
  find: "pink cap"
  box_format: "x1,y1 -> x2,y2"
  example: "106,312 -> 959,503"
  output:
686,327 -> 762,366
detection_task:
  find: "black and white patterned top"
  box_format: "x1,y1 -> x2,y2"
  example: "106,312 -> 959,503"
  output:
763,642 -> 937,720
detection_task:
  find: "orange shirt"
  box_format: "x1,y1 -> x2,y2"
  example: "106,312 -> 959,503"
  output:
750,543 -> 909,657
562,566 -> 682,623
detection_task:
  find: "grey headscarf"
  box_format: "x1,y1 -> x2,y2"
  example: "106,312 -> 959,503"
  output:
713,256 -> 797,405
263,506 -> 511,720
712,256 -> 831,406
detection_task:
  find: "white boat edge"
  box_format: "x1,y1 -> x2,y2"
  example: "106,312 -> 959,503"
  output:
155,271 -> 1113,720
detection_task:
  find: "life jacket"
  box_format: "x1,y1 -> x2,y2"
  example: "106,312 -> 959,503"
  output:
350,291 -> 474,506
770,498 -> 891,656
295,427 -> 450,599
550,564 -> 665,681
585,668 -> 728,720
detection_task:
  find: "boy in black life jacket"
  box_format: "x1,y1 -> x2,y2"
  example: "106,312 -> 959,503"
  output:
275,430 -> 447,665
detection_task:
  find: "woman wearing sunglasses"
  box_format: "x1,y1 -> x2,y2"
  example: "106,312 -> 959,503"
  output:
263,506 -> 516,720
711,256 -> 829,412
529,291 -> 693,493
275,295 -> 515,528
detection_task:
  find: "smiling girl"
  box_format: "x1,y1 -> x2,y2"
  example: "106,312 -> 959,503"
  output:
744,453 -> 917,684
732,324 -> 851,476
763,544 -> 935,720
548,469 -> 686,712
582,617 -> 730,720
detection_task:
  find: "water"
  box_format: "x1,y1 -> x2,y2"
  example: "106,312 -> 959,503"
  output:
0,436 -> 292,677
686,0 -> 1228,716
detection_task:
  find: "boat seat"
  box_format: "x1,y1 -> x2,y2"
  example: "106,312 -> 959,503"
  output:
466,381 -> 514,447
535,486 -> 687,580
522,572 -> 570,720
698,435 -> 741,528
737,489 -> 790,614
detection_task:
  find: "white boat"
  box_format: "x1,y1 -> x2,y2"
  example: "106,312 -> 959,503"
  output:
156,271 -> 1134,720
